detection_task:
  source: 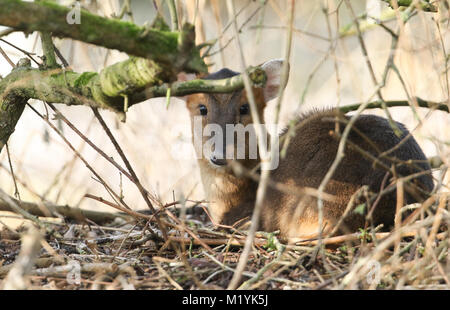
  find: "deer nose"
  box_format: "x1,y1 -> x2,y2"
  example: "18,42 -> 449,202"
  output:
210,155 -> 227,166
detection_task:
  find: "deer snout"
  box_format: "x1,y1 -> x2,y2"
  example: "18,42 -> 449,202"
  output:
208,130 -> 230,167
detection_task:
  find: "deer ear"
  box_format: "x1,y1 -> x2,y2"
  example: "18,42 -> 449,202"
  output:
261,59 -> 289,102
177,72 -> 197,83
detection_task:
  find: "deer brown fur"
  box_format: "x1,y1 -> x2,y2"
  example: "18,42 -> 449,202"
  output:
183,59 -> 434,241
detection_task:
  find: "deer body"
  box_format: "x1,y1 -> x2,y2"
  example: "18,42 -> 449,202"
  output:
183,60 -> 433,240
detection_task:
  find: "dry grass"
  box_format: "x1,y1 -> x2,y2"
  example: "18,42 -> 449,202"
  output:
0,0 -> 449,290
0,198 -> 448,290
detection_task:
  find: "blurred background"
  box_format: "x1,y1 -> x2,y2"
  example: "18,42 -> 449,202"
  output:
0,0 -> 449,228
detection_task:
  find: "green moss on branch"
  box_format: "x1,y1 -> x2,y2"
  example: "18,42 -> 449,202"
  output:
0,57 -> 168,113
131,66 -> 267,103
0,0 -> 207,73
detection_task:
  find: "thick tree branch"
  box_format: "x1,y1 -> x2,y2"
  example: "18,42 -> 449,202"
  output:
0,60 -> 29,150
0,0 -> 207,73
0,57 -> 169,111
0,194 -> 130,224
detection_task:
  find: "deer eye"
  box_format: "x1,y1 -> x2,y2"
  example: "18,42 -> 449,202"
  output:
240,104 -> 249,115
198,104 -> 208,116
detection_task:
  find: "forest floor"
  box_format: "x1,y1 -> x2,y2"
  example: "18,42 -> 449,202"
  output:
0,199 -> 448,290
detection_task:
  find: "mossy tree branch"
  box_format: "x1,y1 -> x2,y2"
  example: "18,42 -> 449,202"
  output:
0,0 -> 206,74
130,66 -> 268,104
0,59 -> 30,151
0,57 -> 169,111
39,32 -> 59,69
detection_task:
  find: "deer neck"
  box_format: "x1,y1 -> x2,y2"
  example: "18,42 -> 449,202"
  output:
197,160 -> 256,225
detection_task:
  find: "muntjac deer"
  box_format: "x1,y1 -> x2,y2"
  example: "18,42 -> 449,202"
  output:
183,59 -> 434,241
